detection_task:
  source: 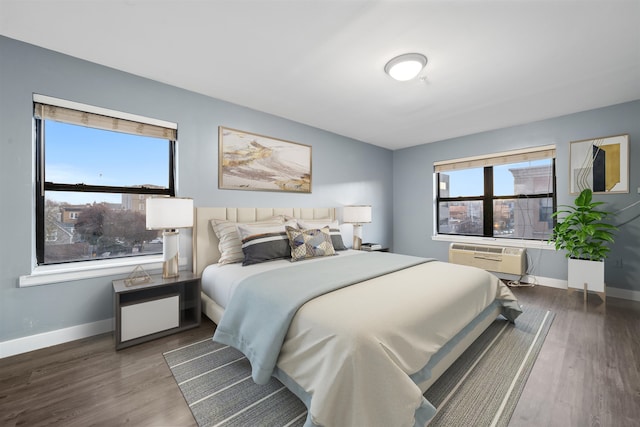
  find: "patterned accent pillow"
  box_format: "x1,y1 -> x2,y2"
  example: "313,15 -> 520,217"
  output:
237,220 -> 298,266
286,225 -> 336,262
296,219 -> 347,251
210,216 -> 284,265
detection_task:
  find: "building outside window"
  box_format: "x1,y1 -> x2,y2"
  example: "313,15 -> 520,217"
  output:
435,146 -> 556,241
34,95 -> 177,265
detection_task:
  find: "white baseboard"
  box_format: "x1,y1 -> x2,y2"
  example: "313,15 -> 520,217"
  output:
0,318 -> 114,359
607,287 -> 640,302
523,274 -> 567,289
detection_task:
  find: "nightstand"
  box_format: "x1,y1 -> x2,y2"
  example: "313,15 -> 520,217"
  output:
112,272 -> 201,350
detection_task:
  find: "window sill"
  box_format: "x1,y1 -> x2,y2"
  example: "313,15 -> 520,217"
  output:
19,255 -> 165,287
431,234 -> 555,250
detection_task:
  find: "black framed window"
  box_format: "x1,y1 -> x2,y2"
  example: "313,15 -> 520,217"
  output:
436,147 -> 556,240
34,97 -> 177,265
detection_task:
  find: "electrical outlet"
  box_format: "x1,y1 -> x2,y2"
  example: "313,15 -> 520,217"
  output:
614,258 -> 624,269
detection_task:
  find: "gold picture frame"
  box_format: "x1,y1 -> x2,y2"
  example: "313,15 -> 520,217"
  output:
218,127 -> 312,193
569,134 -> 629,194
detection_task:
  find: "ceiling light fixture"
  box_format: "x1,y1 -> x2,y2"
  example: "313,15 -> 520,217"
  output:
384,53 -> 427,81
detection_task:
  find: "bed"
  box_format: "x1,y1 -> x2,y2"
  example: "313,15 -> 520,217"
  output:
193,207 -> 521,427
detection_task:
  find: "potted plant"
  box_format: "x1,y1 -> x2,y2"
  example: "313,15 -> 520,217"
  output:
551,188 -> 617,298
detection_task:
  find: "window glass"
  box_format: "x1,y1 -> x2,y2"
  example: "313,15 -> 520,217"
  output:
36,102 -> 175,266
493,197 -> 554,240
438,201 -> 484,235
439,168 -> 484,197
46,121 -> 169,188
43,192 -> 163,264
494,159 -> 553,197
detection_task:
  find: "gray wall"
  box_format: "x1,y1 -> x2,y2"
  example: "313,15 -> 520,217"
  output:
0,36 -> 393,343
393,100 -> 640,293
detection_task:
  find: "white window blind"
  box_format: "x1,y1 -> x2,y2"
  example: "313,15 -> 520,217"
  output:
434,145 -> 556,172
34,102 -> 177,140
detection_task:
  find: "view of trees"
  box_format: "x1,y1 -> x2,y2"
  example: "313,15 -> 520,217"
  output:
44,200 -> 160,263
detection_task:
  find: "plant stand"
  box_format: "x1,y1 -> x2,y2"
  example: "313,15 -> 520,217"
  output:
567,282 -> 606,303
567,258 -> 606,303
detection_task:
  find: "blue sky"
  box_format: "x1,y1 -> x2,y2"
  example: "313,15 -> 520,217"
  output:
445,159 -> 552,197
45,121 -> 169,204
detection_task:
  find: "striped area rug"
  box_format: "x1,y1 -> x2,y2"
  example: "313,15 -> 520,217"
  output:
164,306 -> 553,427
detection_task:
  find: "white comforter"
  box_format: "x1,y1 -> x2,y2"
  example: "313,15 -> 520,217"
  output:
210,252 -> 519,426
273,259 -> 517,427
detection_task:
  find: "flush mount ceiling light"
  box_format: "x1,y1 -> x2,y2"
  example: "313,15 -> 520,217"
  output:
384,53 -> 428,81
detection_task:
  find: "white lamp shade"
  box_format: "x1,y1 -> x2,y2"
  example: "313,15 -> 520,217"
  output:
146,197 -> 194,230
343,205 -> 372,224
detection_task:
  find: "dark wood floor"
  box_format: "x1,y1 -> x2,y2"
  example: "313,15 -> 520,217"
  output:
1,286 -> 638,427
508,286 -> 640,427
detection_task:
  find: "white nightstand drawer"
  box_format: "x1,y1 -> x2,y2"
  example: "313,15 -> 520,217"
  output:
121,295 -> 179,342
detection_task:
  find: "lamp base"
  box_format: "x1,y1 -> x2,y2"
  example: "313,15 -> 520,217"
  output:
162,230 -> 180,279
162,255 -> 179,279
352,224 -> 363,250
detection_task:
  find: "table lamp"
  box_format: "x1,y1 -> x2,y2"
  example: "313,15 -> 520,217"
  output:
343,205 -> 372,250
146,197 -> 194,278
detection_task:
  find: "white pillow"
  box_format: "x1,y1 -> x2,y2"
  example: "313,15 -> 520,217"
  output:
297,218 -> 339,229
210,216 -> 284,265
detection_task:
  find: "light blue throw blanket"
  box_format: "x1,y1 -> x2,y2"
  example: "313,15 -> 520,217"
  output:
213,252 -> 432,384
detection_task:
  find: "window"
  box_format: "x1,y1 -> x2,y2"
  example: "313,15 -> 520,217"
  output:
34,95 -> 177,265
435,146 -> 556,240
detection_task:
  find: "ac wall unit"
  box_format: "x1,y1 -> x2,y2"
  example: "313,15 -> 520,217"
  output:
448,243 -> 526,275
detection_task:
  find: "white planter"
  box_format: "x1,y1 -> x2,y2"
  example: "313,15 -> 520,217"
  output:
568,258 -> 605,293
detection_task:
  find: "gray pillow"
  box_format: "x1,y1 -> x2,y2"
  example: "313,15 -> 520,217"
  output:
237,220 -> 298,266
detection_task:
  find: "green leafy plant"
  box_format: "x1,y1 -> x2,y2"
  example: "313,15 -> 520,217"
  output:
551,189 -> 617,261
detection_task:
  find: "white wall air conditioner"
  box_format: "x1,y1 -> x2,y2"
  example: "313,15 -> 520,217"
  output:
448,243 -> 526,275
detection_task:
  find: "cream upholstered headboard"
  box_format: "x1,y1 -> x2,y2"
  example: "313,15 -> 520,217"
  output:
193,207 -> 336,276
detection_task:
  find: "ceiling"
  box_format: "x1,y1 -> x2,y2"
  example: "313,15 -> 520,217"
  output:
1,1 -> 639,150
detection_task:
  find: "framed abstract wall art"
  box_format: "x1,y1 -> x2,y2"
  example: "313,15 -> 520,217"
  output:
569,134 -> 629,194
218,127 -> 312,193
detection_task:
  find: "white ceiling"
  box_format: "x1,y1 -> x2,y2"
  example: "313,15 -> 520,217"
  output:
1,0 -> 639,150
